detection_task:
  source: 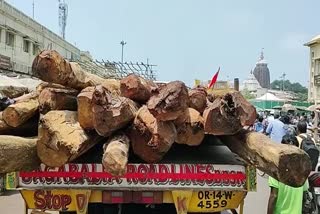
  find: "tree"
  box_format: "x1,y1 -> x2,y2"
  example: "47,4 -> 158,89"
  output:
270,80 -> 308,101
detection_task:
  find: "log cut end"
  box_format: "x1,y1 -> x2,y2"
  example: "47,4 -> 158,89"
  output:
32,50 -> 72,84
147,81 -> 189,121
120,74 -> 157,103
188,87 -> 207,114
127,106 -> 176,163
3,98 -> 39,127
204,91 -> 256,135
39,87 -> 78,114
174,108 -> 204,146
92,85 -> 138,137
102,133 -> 130,176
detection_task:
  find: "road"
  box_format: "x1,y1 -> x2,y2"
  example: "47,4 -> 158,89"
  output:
0,172 -> 269,214
244,172 -> 270,214
0,191 -> 58,214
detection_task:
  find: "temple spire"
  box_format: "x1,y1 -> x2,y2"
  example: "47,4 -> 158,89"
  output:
260,48 -> 264,60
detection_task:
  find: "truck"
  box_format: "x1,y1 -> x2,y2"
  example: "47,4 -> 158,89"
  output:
5,136 -> 256,214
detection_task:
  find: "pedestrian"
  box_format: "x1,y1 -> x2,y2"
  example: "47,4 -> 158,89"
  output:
296,121 -> 319,171
282,115 -> 296,136
267,134 -> 309,214
253,116 -> 264,133
265,113 -> 286,143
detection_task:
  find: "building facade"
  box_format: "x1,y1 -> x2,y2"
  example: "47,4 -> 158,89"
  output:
0,0 -> 80,74
305,35 -> 320,103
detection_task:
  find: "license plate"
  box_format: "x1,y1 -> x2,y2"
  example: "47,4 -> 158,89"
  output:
188,191 -> 246,212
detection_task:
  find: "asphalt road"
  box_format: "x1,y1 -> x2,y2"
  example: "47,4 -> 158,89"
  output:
244,172 -> 270,214
0,172 -> 269,214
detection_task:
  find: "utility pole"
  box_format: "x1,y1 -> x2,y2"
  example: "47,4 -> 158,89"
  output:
120,40 -> 126,63
280,73 -> 286,91
32,0 -> 35,19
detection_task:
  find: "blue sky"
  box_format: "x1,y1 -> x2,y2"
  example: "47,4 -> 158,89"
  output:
6,0 -> 320,87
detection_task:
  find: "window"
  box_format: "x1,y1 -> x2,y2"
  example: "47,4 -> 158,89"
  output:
5,32 -> 14,47
0,29 -> 2,43
33,43 -> 39,55
23,39 -> 30,53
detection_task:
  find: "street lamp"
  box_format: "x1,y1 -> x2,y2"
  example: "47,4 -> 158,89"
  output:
120,40 -> 126,63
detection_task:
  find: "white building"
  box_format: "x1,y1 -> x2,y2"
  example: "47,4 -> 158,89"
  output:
242,71 -> 262,92
0,0 -> 80,74
305,34 -> 320,103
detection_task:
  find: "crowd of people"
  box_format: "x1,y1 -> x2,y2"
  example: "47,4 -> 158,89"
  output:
251,111 -> 319,214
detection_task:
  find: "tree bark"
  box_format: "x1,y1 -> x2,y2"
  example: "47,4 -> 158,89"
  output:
37,110 -> 104,167
188,87 -> 207,114
120,74 -> 157,103
147,81 -> 189,121
32,50 -> 109,90
0,112 -> 38,136
36,82 -> 75,94
92,85 -> 139,137
0,76 -> 29,98
0,135 -> 40,173
2,94 -> 39,127
173,108 -> 204,146
38,87 -> 78,114
219,130 -> 312,187
126,106 -> 177,163
203,91 -> 256,135
13,91 -> 38,103
102,133 -> 130,176
77,86 -> 95,130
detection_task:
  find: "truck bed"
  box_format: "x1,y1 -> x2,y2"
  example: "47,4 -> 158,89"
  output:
74,135 -> 244,165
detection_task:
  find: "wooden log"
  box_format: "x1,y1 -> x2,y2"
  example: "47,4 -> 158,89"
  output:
92,85 -> 138,137
38,87 -> 78,114
0,112 -> 38,136
36,82 -> 75,94
126,106 -> 177,163
32,50 -> 120,90
173,108 -> 204,146
13,92 -> 38,103
120,74 -> 157,103
219,130 -> 312,187
0,74 -> 29,98
77,86 -> 95,130
188,87 -> 207,114
2,93 -> 39,127
102,133 -> 130,176
37,110 -> 104,167
203,91 -> 256,135
147,81 -> 189,121
0,135 -> 40,173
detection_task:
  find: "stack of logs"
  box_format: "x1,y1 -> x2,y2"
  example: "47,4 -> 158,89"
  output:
0,50 -> 311,187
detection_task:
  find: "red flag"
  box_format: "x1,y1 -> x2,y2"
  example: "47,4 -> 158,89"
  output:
208,67 -> 220,89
